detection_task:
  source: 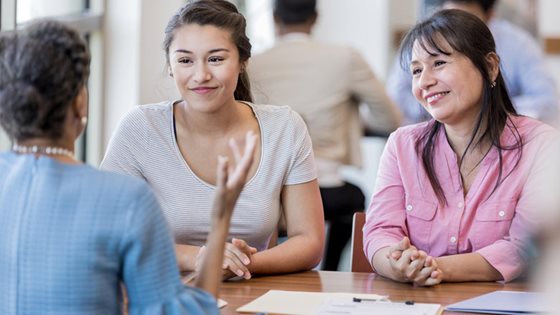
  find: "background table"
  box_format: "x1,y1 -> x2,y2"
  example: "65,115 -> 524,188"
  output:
219,271 -> 529,314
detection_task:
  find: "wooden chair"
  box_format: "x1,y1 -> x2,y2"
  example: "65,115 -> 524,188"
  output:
350,212 -> 374,273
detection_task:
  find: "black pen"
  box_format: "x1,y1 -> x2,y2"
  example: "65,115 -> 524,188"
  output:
353,297 -> 415,305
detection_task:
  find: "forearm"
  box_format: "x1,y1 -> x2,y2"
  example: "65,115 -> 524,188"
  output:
435,253 -> 502,282
246,233 -> 323,275
175,244 -> 202,272
194,219 -> 229,296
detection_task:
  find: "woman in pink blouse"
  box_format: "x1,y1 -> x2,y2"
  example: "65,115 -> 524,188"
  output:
364,9 -> 558,286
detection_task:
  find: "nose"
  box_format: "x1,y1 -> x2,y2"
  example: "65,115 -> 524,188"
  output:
418,69 -> 436,91
193,63 -> 211,83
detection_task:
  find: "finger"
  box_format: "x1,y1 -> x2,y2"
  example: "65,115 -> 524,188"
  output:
229,137 -> 243,164
231,238 -> 252,264
232,238 -> 257,255
386,237 -> 411,259
223,254 -> 250,277
216,156 -> 228,190
226,242 -> 251,266
228,132 -> 256,187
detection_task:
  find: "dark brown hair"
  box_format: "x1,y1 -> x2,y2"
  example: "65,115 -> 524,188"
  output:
398,9 -> 522,205
0,20 -> 90,141
163,0 -> 253,102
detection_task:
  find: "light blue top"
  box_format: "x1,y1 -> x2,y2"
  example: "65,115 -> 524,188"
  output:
0,152 -> 218,315
387,18 -> 559,125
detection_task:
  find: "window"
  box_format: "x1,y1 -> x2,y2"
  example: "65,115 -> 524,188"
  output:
0,0 -> 104,165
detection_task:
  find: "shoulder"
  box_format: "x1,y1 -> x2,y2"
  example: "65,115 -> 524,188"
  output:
114,101 -> 172,136
251,102 -> 307,131
120,101 -> 172,126
389,120 -> 432,144
507,115 -> 559,145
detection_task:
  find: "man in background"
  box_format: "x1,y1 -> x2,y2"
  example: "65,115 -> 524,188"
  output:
249,0 -> 401,271
387,0 -> 559,125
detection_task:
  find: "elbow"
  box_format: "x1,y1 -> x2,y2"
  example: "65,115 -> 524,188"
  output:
301,235 -> 325,270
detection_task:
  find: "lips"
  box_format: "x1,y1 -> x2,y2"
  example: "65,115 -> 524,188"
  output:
424,91 -> 449,105
191,87 -> 216,95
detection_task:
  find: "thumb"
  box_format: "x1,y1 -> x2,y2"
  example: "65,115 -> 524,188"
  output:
397,237 -> 411,250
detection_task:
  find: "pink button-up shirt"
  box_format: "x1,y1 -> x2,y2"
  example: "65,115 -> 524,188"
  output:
363,115 -> 558,282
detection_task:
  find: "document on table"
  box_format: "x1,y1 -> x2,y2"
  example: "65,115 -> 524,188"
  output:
445,290 -> 549,314
236,290 -> 441,315
316,297 -> 442,315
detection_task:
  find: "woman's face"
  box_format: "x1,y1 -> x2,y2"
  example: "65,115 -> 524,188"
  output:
168,24 -> 243,113
410,37 -> 484,127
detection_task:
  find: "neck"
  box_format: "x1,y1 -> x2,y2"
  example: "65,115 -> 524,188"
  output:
276,24 -> 312,37
13,138 -> 77,163
444,118 -> 488,159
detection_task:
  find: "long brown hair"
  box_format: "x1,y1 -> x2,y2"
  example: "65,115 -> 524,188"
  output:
398,9 -> 523,205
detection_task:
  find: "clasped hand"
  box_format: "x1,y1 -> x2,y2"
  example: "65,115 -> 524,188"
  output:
386,237 -> 443,286
196,238 -> 256,280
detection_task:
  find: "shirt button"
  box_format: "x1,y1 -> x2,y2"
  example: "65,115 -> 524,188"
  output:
498,210 -> 506,217
450,236 -> 457,244
458,202 -> 464,209
406,204 -> 413,211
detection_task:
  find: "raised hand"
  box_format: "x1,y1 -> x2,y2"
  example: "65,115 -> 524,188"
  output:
194,131 -> 258,294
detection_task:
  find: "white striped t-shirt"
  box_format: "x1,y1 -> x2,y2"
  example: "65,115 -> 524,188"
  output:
101,101 -> 317,251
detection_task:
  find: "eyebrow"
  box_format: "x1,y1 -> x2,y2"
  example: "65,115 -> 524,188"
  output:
173,48 -> 230,54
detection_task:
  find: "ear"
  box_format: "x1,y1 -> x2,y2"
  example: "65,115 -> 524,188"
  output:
72,86 -> 88,120
485,52 -> 500,83
240,60 -> 248,73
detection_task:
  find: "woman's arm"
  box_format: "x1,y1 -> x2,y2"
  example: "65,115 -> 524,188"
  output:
435,253 -> 502,282
245,179 -> 325,274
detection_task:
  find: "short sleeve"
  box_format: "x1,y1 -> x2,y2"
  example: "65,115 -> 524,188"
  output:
100,108 -> 147,179
284,110 -> 317,185
120,183 -> 218,315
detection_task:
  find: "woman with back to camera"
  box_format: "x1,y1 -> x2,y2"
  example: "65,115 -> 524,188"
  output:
0,19 -> 256,314
101,0 -> 324,280
363,9 -> 559,286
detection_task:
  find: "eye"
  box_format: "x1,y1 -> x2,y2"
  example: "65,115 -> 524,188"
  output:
411,67 -> 422,76
434,60 -> 446,67
177,57 -> 192,64
208,56 -> 224,63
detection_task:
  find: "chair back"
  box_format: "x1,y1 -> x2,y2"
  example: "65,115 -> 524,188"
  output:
350,212 -> 374,273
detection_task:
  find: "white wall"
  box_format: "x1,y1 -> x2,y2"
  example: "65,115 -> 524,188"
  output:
313,0 -> 391,79
103,0 -> 182,148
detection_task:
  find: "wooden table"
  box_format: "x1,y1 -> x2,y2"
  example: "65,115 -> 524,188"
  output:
219,270 -> 529,314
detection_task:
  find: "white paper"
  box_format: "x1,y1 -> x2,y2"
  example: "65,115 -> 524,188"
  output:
236,290 -> 386,315
316,297 -> 442,315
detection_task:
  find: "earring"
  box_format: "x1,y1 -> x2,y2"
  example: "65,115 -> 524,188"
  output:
490,81 -> 496,88
81,116 -> 88,126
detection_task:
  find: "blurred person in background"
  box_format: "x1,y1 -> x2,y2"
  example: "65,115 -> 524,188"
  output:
249,0 -> 401,271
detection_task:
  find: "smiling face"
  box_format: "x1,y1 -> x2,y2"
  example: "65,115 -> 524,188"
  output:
410,36 -> 485,127
168,24 -> 244,113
